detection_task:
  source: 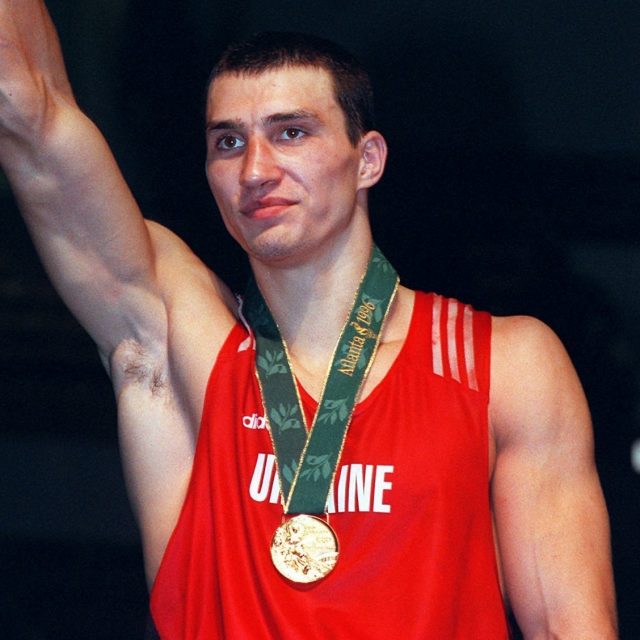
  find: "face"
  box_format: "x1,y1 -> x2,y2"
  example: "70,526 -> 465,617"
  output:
205,66 -> 382,267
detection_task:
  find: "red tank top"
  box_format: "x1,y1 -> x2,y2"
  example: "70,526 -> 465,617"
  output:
150,291 -> 509,639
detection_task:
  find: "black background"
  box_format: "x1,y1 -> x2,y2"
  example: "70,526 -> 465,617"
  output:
1,1 -> 639,637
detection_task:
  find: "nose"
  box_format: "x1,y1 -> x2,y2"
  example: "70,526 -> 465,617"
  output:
240,137 -> 283,188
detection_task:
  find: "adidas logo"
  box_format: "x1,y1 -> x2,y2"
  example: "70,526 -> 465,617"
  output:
242,413 -> 269,430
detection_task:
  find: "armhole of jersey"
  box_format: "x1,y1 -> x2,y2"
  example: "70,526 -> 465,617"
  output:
150,319 -> 246,602
473,308 -> 492,399
197,320 -> 248,427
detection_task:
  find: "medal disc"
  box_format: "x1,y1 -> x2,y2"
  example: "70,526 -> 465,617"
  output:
270,514 -> 339,583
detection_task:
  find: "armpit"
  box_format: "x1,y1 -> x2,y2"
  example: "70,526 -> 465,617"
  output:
110,338 -> 168,397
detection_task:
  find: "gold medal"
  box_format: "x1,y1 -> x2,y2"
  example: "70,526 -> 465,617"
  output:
270,514 -> 339,583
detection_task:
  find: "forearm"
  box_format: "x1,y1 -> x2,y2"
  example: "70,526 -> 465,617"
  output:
0,0 -> 74,139
0,0 -> 79,217
502,477 -> 618,639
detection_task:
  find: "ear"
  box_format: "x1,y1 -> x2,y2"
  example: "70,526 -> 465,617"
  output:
357,131 -> 388,190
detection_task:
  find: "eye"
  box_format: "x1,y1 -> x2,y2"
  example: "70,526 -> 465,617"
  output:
280,127 -> 306,141
216,134 -> 245,151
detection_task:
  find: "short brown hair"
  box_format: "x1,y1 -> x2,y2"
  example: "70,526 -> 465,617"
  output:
209,32 -> 375,146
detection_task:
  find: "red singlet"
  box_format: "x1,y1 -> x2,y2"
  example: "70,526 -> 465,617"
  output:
150,291 -> 509,639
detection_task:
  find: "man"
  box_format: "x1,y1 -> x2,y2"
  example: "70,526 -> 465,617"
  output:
0,2 -> 616,638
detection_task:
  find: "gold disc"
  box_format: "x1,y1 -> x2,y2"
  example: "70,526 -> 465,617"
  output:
270,514 -> 339,583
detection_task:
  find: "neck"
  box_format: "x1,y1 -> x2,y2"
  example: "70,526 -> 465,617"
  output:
250,234 -> 374,365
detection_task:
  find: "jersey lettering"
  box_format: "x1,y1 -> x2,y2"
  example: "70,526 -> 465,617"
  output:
249,453 -> 394,513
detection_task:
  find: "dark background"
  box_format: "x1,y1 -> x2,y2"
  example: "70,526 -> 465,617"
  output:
1,1 -> 639,637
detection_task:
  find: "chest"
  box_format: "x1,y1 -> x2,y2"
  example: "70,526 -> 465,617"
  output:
212,349 -> 491,519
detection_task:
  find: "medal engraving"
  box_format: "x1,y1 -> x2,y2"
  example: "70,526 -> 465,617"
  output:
270,515 -> 339,583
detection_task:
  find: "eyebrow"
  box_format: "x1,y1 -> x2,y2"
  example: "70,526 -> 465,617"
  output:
265,110 -> 321,125
206,118 -> 244,133
206,110 -> 321,132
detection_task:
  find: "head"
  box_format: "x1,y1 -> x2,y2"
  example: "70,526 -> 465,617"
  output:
208,31 -> 376,147
204,34 -> 387,268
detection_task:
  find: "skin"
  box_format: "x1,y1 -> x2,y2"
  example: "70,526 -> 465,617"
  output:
0,2 -> 617,636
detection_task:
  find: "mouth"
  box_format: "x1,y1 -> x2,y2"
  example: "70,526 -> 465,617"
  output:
240,197 -> 297,219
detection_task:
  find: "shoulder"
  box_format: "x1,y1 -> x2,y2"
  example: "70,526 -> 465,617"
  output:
491,314 -> 565,369
489,314 -> 591,449
490,314 -> 573,390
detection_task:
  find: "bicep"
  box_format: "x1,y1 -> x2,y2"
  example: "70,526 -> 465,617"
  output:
490,316 -> 616,638
8,103 -> 163,355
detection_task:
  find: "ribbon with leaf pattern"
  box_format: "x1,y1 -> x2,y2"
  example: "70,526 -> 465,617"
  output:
243,245 -> 399,514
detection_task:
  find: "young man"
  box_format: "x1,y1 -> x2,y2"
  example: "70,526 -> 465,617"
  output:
0,2 -> 616,638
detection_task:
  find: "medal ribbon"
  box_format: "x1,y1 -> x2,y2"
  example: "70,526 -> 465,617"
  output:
243,245 -> 399,514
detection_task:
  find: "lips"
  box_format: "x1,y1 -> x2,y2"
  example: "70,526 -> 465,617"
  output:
240,197 -> 297,219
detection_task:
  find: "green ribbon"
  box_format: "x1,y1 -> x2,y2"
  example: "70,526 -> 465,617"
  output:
243,246 -> 399,514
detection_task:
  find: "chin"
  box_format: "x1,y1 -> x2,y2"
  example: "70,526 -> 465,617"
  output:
246,233 -> 313,268
249,244 -> 299,266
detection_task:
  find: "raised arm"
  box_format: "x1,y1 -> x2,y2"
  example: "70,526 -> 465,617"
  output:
0,0 -> 165,359
490,316 -> 617,638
